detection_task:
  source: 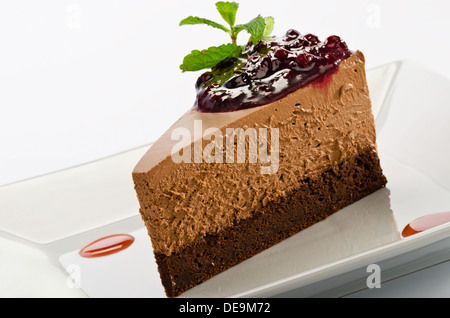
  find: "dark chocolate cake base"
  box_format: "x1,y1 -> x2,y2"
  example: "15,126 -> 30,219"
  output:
154,148 -> 387,297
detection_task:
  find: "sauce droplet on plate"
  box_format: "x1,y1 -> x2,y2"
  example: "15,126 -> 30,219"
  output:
402,212 -> 450,238
79,234 -> 135,258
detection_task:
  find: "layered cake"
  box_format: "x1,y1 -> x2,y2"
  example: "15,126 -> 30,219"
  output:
132,29 -> 387,297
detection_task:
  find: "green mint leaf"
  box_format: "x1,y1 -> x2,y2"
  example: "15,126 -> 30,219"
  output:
180,44 -> 241,72
180,16 -> 230,33
215,1 -> 239,28
179,2 -> 277,72
235,15 -> 266,44
263,16 -> 275,37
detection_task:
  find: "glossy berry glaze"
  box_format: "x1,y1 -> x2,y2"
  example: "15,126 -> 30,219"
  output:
194,29 -> 353,113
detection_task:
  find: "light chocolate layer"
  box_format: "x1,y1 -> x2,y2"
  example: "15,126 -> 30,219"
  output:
133,51 -> 379,256
155,146 -> 387,297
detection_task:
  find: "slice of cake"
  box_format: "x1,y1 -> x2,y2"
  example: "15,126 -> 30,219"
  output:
132,14 -> 387,297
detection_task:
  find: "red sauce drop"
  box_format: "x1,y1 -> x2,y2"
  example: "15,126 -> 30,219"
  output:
402,212 -> 450,238
79,234 -> 134,258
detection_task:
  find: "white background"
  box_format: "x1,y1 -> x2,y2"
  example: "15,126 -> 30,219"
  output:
1,0 -> 450,298
1,0 -> 450,186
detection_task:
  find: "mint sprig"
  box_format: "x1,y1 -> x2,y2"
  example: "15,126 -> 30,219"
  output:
180,44 -> 242,72
179,1 -> 274,72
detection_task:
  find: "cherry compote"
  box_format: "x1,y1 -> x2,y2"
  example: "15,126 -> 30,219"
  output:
194,29 -> 352,113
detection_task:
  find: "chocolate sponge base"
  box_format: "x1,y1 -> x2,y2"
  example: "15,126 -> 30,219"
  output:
154,148 -> 387,297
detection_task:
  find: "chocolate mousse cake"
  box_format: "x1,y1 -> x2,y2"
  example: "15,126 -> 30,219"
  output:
132,30 -> 387,297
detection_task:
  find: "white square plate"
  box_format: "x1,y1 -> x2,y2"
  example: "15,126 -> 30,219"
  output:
1,60 -> 450,298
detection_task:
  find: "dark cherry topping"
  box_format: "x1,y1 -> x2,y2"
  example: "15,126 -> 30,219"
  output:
194,29 -> 353,113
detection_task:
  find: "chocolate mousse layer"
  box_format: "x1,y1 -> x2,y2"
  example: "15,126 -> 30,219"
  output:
132,50 -> 387,296
155,147 -> 386,297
